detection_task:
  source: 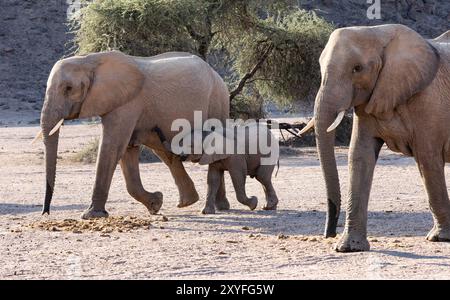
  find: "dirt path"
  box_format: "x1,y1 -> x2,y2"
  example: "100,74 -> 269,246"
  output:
1,124 -> 450,279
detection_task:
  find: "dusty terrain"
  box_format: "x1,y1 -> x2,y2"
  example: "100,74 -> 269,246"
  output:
1,0 -> 449,280
1,124 -> 450,279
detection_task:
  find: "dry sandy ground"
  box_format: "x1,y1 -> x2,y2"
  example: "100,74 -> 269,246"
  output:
1,123 -> 450,280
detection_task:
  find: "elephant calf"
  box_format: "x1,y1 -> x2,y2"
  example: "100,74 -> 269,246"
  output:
155,122 -> 280,214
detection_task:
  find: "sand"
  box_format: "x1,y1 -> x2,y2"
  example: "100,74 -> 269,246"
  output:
1,123 -> 449,279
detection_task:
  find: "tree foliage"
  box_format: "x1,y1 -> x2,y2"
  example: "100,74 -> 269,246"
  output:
73,0 -> 334,116
231,10 -> 334,105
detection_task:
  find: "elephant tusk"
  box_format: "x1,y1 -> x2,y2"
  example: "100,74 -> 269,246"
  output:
298,118 -> 315,135
49,119 -> 64,136
327,111 -> 345,133
30,130 -> 43,145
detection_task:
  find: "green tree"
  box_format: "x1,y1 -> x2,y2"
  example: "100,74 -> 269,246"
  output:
73,0 -> 333,117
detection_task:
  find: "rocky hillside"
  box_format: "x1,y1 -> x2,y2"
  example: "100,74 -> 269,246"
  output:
303,0 -> 449,38
0,0 -> 448,125
0,0 -> 73,125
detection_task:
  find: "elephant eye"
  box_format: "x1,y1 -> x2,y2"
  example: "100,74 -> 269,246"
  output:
352,64 -> 363,73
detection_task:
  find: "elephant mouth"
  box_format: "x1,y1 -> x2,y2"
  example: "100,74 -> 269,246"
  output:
66,103 -> 82,120
65,112 -> 80,121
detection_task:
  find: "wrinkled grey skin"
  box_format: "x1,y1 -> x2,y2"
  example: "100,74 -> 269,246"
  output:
313,24 -> 450,252
175,124 -> 279,214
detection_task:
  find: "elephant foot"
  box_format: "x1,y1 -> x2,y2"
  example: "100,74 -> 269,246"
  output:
335,232 -> 370,252
426,224 -> 450,242
177,189 -> 199,208
263,204 -> 277,210
142,192 -> 163,215
246,196 -> 258,211
202,205 -> 216,215
81,208 -> 109,220
263,199 -> 278,210
215,197 -> 230,211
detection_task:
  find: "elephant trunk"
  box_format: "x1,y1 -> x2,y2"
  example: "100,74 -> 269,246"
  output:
41,103 -> 63,214
314,88 -> 343,238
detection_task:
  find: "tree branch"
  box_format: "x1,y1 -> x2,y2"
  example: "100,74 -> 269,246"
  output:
185,24 -> 203,41
229,43 -> 274,102
185,15 -> 213,60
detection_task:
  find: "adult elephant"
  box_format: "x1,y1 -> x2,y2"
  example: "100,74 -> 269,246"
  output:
36,50 -> 230,219
301,24 -> 450,252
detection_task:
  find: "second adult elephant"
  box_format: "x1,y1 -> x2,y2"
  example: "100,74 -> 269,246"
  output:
303,24 -> 450,251
37,50 -> 230,219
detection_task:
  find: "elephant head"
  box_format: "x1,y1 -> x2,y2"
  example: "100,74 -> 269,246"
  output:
173,128 -> 233,165
37,51 -> 145,214
310,24 -> 440,237
171,123 -> 278,165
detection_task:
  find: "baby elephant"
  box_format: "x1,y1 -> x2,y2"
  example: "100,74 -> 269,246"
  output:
190,123 -> 279,214
155,122 -> 280,214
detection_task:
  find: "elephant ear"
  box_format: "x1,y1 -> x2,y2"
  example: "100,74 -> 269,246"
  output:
79,51 -> 145,118
365,25 -> 440,118
198,130 -> 232,165
433,30 -> 450,43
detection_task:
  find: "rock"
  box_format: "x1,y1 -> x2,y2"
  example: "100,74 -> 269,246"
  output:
277,234 -> 289,240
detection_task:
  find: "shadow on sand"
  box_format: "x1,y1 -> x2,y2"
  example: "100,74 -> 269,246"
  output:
373,250 -> 450,260
0,202 -> 438,243
0,203 -> 85,216
168,209 -> 434,238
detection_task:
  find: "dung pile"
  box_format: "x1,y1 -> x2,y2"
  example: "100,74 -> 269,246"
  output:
27,216 -> 154,233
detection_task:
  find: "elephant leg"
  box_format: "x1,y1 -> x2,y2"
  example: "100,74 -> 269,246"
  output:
215,172 -> 230,211
228,162 -> 257,210
202,165 -> 221,214
120,146 -> 163,215
152,148 -> 199,208
335,120 -> 383,252
256,165 -> 278,210
416,154 -> 450,242
81,116 -> 135,219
